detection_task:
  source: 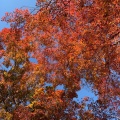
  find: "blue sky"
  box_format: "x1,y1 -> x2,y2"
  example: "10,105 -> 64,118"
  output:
0,0 -> 97,101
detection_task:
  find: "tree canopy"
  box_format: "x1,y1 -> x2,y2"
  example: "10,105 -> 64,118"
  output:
0,0 -> 120,119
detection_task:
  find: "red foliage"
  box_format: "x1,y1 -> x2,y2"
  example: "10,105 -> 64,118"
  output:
0,0 -> 120,119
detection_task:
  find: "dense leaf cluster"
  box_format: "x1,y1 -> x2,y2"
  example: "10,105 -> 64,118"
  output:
0,0 -> 120,119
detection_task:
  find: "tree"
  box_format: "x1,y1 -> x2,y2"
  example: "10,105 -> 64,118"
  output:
0,0 -> 120,119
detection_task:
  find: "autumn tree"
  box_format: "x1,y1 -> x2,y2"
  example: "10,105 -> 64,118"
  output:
0,0 -> 120,119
